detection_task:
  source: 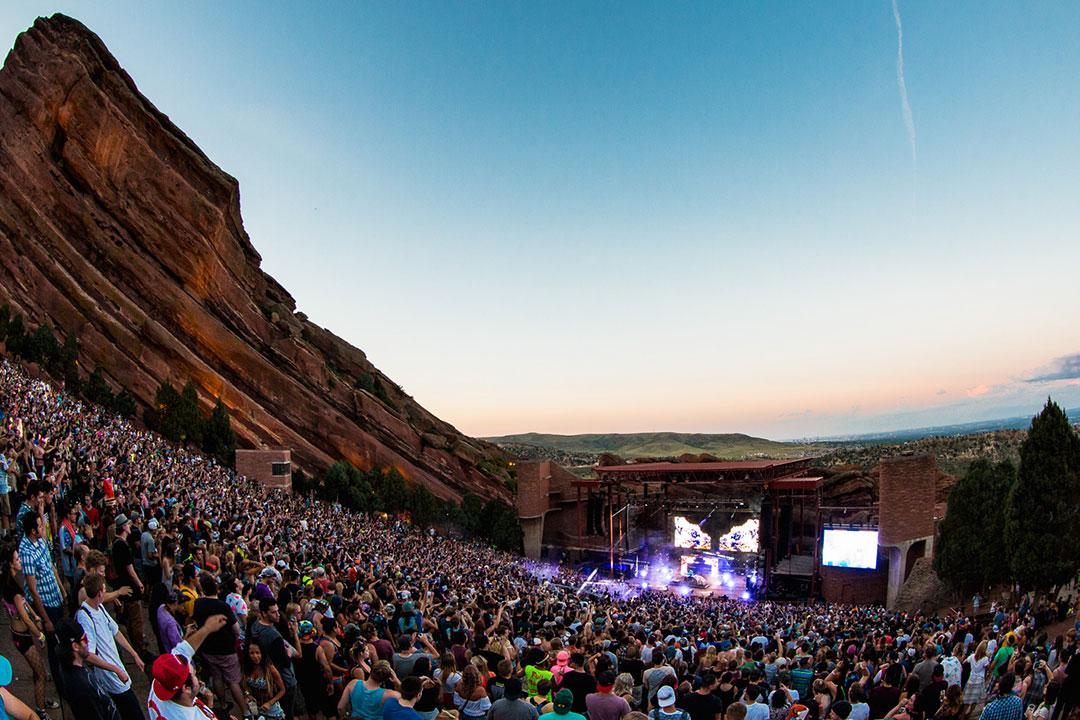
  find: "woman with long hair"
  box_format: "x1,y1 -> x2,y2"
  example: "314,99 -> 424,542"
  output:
964,641 -> 991,717
935,685 -> 965,720
0,543 -> 54,717
434,652 -> 461,708
242,641 -> 286,719
614,673 -> 636,707
454,665 -> 491,720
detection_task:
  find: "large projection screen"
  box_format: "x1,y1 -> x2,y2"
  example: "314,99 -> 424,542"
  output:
822,528 -> 879,569
716,518 -> 759,553
674,516 -> 711,550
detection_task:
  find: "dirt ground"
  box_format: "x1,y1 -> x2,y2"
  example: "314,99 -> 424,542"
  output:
1,605 -> 153,719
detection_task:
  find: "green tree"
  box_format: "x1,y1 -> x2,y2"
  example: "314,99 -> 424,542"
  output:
408,483 -> 439,528
459,494 -> 486,537
322,462 -> 351,504
292,467 -> 313,494
202,398 -> 237,465
483,498 -> 524,551
6,314 -> 26,356
146,380 -> 181,437
1005,399 -> 1080,592
379,468 -> 409,513
171,381 -> 204,446
934,459 -> 1015,594
83,365 -> 114,407
28,323 -> 60,374
113,386 -> 137,420
0,303 -> 9,341
59,332 -> 80,394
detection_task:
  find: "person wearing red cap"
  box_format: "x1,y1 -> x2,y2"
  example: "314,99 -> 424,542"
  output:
146,613 -> 228,720
586,670 -> 631,720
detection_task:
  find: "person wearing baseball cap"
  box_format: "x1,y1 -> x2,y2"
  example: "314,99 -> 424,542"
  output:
487,678 -> 536,720
56,617 -> 122,720
585,670 -> 630,720
540,689 -> 584,720
147,612 -> 228,720
654,686 -> 687,719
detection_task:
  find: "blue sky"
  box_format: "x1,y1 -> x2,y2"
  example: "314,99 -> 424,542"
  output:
2,1 -> 1078,438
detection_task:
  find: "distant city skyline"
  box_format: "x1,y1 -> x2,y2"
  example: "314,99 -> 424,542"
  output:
2,1 -> 1078,439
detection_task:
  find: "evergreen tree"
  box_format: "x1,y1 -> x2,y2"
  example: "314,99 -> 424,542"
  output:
379,468 -> 409,513
171,381 -> 204,446
113,386 -> 137,420
408,484 -> 439,528
0,303 -> 9,341
59,332 -> 80,394
202,398 -> 237,465
459,494 -> 485,537
28,324 -> 60,373
934,459 -> 1015,594
83,365 -> 114,407
1005,399 -> 1080,592
147,381 -> 181,438
6,314 -> 25,356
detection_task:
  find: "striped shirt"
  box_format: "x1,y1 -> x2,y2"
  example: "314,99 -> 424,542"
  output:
19,535 -> 63,608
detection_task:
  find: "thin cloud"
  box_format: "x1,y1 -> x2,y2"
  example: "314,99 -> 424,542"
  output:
1023,353 -> 1080,383
966,384 -> 990,398
936,389 -> 947,395
891,0 -> 917,209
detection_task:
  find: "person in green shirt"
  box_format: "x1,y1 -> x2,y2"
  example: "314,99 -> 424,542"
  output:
525,648 -> 554,697
990,635 -> 1015,679
540,689 -> 586,720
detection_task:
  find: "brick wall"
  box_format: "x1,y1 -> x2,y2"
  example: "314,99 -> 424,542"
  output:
821,561 -> 890,605
235,448 -> 292,492
878,454 -> 936,545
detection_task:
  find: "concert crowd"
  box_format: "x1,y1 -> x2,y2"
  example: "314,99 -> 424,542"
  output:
0,359 -> 1077,720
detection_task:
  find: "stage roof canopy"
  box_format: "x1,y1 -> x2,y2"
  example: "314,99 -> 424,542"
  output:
581,458 -> 817,487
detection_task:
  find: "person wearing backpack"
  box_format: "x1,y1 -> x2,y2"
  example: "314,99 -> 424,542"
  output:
652,686 -> 690,720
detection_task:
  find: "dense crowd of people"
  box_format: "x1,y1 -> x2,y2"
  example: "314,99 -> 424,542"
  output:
0,359 -> 1077,720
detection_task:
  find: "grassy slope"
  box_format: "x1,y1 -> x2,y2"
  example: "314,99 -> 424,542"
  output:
484,432 -> 815,459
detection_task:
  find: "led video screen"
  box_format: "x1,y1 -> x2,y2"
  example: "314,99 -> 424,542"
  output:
674,516 -> 712,550
822,528 -> 879,569
680,555 -> 720,576
716,518 -> 759,553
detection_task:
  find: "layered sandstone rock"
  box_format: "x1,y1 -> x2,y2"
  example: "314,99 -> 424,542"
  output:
0,14 -> 510,502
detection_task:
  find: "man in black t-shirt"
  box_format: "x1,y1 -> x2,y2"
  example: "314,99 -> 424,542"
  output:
192,574 -> 245,714
57,617 -> 121,720
559,653 -> 599,715
912,664 -> 948,720
679,675 -> 725,720
111,514 -> 145,656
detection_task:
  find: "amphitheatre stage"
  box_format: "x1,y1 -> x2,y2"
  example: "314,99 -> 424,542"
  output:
517,454 -> 942,608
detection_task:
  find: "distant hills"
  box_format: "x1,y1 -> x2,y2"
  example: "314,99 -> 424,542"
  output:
489,411 -> 1080,478
804,408 -> 1080,444
483,432 -> 814,461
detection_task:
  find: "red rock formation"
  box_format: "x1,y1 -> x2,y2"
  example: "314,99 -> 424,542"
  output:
0,14 -> 510,502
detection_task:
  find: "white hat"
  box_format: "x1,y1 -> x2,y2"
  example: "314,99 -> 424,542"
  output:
658,687 -> 676,707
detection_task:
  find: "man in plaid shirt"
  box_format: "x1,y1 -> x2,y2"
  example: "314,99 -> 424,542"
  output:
19,509 -> 67,691
979,673 -> 1022,720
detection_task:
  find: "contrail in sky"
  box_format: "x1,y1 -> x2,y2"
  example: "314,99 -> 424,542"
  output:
891,0 -> 916,208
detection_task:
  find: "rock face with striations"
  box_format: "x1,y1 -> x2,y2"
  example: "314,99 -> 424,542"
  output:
0,14 -> 510,502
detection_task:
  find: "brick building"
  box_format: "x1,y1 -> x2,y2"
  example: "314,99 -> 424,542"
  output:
878,453 -> 938,607
235,448 -> 292,492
